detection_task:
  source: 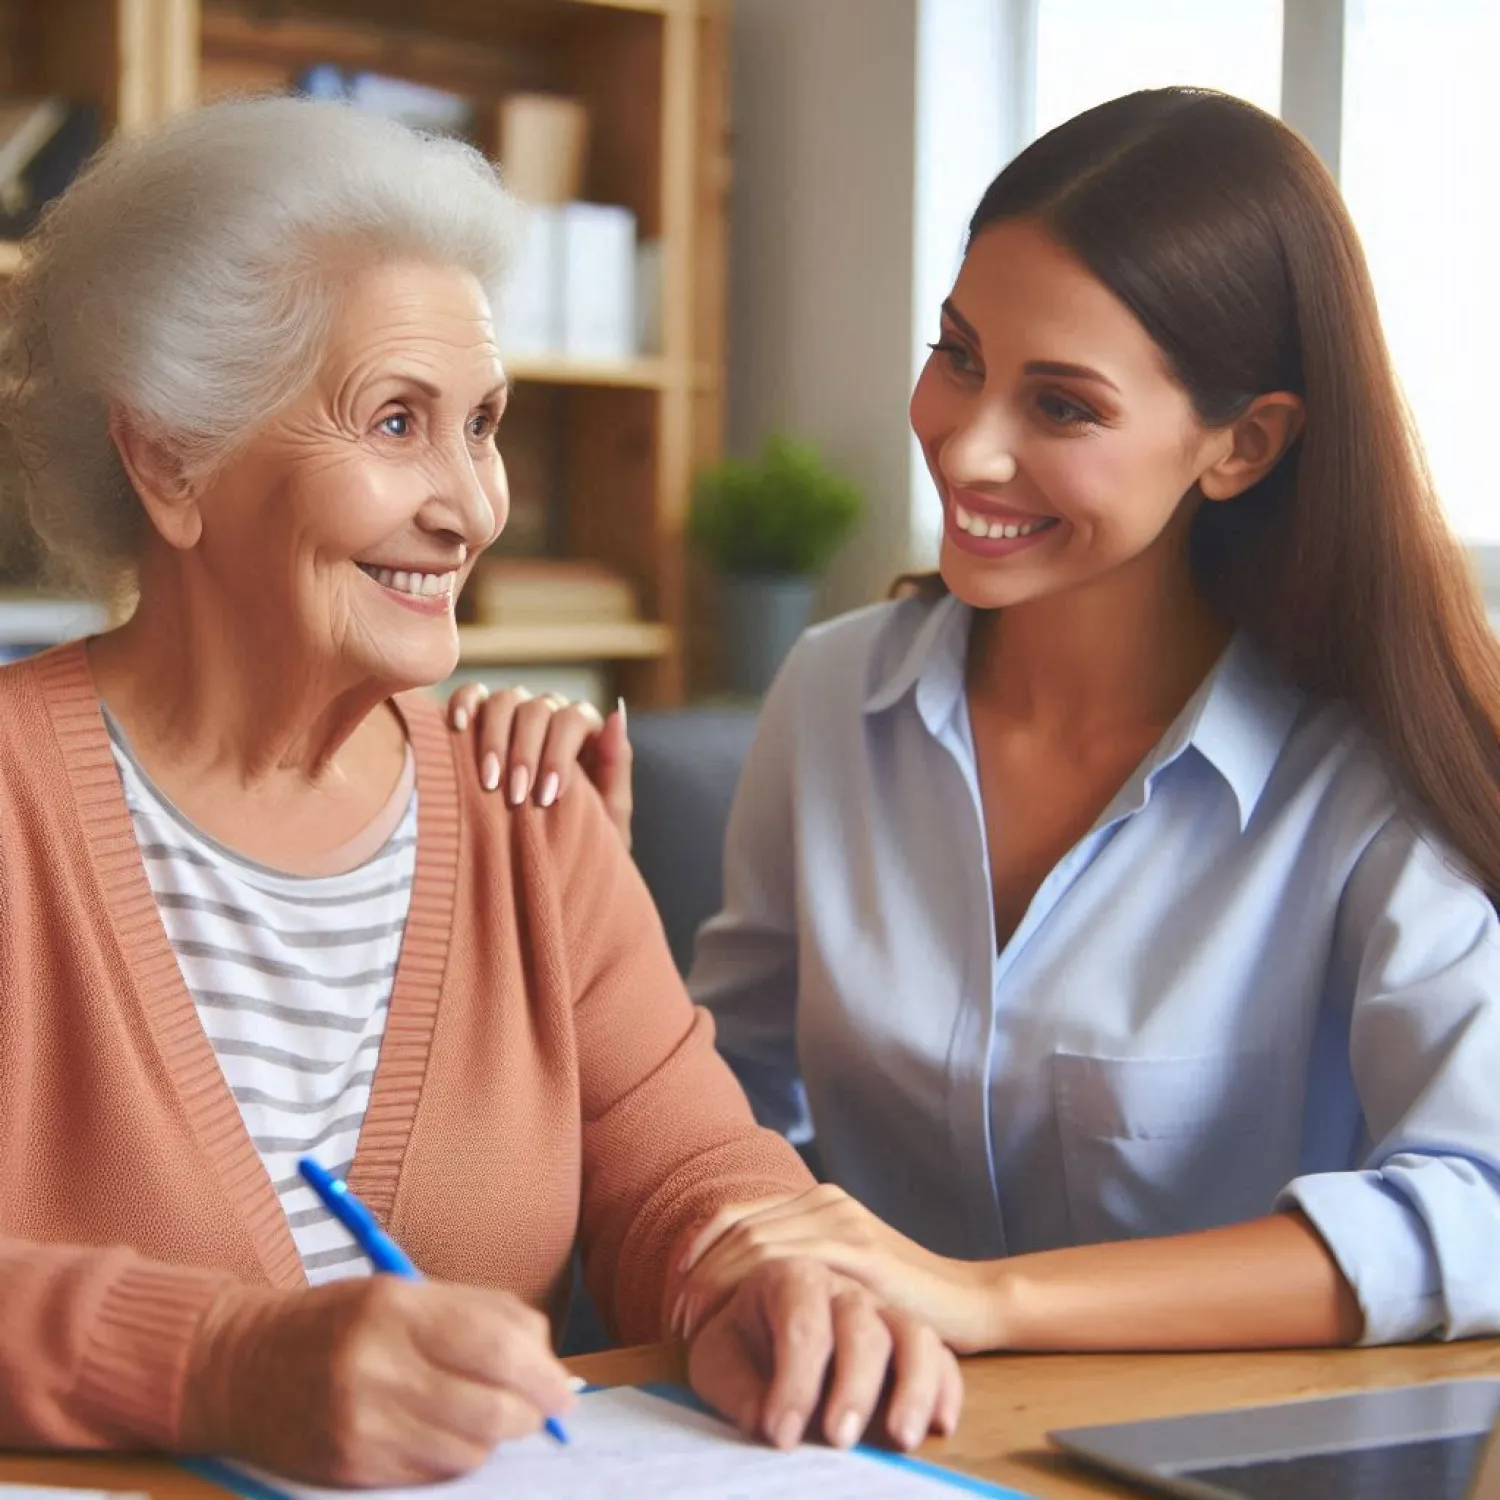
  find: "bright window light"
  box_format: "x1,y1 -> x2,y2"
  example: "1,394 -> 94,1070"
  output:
1342,0 -> 1500,541
1034,0 -> 1284,138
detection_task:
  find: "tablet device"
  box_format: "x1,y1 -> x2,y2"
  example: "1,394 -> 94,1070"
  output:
1050,1377 -> 1500,1499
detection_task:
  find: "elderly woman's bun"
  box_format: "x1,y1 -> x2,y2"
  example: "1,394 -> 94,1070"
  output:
0,96 -> 519,600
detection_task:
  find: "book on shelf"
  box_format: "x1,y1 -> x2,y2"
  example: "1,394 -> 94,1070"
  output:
469,559 -> 641,627
0,97 -> 100,238
500,201 -> 639,362
0,98 -> 68,211
296,67 -> 476,138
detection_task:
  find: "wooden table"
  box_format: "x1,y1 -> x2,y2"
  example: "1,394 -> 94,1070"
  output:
4,1338 -> 1498,1498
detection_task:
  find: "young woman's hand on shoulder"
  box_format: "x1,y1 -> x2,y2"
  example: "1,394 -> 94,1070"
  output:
446,684 -> 632,846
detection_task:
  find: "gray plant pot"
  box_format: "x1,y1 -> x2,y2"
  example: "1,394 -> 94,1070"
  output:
718,573 -> 817,697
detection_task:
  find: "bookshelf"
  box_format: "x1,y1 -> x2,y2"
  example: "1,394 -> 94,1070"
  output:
0,0 -> 728,705
506,353 -> 679,390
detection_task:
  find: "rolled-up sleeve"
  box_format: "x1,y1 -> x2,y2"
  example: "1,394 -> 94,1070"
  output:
688,646 -> 811,1143
1278,817 -> 1500,1344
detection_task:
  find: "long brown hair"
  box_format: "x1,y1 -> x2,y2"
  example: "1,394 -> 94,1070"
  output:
909,87 -> 1500,904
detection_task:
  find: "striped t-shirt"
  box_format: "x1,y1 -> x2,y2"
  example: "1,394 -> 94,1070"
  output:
106,717 -> 416,1283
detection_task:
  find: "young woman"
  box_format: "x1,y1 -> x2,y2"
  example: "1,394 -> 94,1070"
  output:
458,87 -> 1500,1356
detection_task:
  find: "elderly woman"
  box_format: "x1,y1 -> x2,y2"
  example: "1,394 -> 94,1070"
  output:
0,98 -> 961,1484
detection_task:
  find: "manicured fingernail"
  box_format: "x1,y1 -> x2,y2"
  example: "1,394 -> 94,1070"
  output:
567,1376 -> 587,1393
895,1417 -> 920,1451
773,1411 -> 802,1450
834,1410 -> 860,1449
538,771 -> 559,808
615,695 -> 628,730
480,752 -> 500,792
452,706 -> 469,732
509,765 -> 530,806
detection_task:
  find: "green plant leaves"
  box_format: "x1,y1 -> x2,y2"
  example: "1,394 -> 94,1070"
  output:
688,434 -> 864,577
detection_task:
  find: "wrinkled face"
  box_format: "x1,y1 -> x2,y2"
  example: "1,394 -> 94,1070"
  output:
192,260 -> 508,692
909,218 -> 1222,612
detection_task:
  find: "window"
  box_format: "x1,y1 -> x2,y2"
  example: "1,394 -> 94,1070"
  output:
1341,0 -> 1500,543
1033,0 -> 1284,138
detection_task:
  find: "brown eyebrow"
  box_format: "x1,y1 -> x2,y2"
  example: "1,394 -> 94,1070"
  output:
940,299 -> 981,344
1023,360 -> 1119,395
940,300 -> 1121,395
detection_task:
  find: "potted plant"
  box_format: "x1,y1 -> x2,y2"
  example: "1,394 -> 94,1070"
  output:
689,434 -> 864,696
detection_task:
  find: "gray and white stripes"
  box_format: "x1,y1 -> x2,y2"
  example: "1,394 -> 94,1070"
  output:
107,725 -> 415,1283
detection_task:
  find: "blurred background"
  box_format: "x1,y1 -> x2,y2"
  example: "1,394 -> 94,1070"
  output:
2,0 -> 1497,713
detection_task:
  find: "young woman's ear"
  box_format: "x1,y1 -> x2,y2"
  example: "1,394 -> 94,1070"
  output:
108,406 -> 204,550
1198,392 -> 1306,501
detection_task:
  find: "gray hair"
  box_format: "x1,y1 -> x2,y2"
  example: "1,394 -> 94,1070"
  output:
0,96 -> 519,599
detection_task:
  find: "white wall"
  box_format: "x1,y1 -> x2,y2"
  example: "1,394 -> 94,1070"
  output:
727,0 -> 1017,613
727,0 -> 920,616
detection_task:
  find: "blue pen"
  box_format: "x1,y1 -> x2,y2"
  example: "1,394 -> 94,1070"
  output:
298,1156 -> 570,1446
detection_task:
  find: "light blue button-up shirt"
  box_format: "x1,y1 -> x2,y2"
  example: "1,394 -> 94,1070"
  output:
689,592 -> 1500,1346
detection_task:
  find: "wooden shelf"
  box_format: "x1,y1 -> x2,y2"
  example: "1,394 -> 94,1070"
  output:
458,619 -> 674,665
0,242 -> 22,279
566,0 -> 676,12
199,1 -> 670,105
505,353 -> 675,389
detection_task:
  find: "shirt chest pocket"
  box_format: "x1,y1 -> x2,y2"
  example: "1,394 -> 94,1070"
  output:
1051,1051 -> 1291,1246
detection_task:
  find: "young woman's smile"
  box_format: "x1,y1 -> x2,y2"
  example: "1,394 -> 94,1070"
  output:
943,487 -> 1063,558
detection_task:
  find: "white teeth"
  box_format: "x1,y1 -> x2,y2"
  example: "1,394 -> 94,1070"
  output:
956,504 -> 994,538
361,564 -> 457,599
954,502 -> 1054,540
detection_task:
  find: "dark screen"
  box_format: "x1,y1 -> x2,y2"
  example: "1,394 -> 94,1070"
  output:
1180,1431 -> 1487,1500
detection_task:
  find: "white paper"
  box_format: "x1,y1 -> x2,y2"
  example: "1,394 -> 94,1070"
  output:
232,1386 -> 989,1499
0,1490 -> 147,1500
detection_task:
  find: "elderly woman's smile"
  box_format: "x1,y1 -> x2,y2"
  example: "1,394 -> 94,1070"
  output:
355,564 -> 461,609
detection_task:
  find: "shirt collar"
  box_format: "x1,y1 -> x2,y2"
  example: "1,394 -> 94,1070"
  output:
1164,632 -> 1304,830
862,592 -> 971,736
864,596 -> 1303,831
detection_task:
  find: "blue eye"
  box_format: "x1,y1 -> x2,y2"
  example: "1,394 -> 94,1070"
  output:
379,413 -> 410,437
